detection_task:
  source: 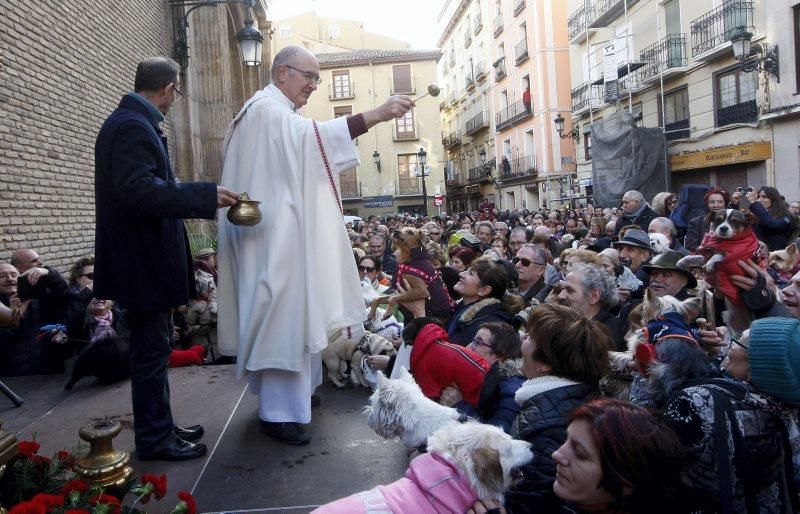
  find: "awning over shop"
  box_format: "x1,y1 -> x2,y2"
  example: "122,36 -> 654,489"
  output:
670,141 -> 772,172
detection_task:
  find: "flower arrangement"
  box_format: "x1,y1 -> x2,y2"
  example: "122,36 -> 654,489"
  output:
0,441 -> 196,514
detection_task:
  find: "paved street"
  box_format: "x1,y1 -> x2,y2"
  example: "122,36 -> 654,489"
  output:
0,366 -> 409,513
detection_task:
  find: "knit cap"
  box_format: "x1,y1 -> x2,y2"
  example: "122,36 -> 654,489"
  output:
748,317 -> 800,406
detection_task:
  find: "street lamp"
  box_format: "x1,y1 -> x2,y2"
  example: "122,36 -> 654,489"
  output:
554,113 -> 579,141
418,147 -> 428,216
373,150 -> 381,173
170,0 -> 264,70
479,148 -> 486,164
730,27 -> 779,81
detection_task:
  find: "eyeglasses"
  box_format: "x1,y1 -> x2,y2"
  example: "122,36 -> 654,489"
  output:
358,266 -> 376,273
512,257 -> 545,267
429,232 -> 441,236
510,240 -> 526,246
284,65 -> 323,84
81,272 -> 94,279
731,337 -> 748,350
470,336 -> 494,351
171,83 -> 183,97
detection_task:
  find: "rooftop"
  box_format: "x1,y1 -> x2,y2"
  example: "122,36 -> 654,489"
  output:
317,48 -> 442,68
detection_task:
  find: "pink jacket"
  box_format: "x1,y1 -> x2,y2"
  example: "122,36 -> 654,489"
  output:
312,453 -> 478,514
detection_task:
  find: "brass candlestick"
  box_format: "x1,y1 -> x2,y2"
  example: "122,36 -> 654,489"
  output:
73,420 -> 134,493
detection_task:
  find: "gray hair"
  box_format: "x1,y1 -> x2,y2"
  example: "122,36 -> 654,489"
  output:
623,190 -> 645,204
510,227 -> 530,241
519,244 -> 548,264
134,57 -> 179,93
271,45 -> 303,82
494,221 -> 509,231
650,217 -> 677,237
475,221 -> 495,234
570,263 -> 619,309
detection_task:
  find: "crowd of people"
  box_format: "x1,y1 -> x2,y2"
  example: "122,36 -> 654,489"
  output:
346,185 -> 800,513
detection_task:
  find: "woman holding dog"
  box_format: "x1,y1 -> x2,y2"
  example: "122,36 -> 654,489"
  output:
685,188 -> 728,252
503,303 -> 611,513
746,186 -> 798,251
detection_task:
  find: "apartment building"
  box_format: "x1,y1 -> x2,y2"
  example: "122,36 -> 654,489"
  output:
491,0 -> 575,210
567,0 -> 796,205
438,0 -> 497,214
273,11 -> 409,53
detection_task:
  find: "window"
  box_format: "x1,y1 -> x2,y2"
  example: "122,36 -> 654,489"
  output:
584,131 -> 592,161
715,67 -> 758,126
395,109 -> 416,139
630,101 -> 643,126
659,87 -> 689,140
397,154 -> 421,194
278,25 -> 291,39
328,24 -> 340,40
331,70 -> 352,99
333,106 -> 352,118
392,64 -> 413,93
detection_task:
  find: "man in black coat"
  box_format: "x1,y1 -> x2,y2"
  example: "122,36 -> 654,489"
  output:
615,189 -> 659,236
94,57 -> 238,461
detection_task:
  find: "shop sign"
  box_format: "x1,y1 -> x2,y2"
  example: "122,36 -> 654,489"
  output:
670,141 -> 772,171
363,195 -> 393,208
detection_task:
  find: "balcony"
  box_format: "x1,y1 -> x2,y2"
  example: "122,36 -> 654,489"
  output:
691,0 -> 753,61
391,76 -> 416,94
572,82 -> 605,115
664,119 -> 690,141
465,111 -> 490,135
443,131 -> 462,149
393,123 -> 419,141
340,171 -> 360,199
568,4 -> 596,44
449,51 -> 456,67
640,33 -> 689,84
464,32 -> 472,48
465,72 -> 475,90
717,99 -> 757,127
493,14 -> 503,37
619,68 -> 647,95
501,154 -> 537,180
513,0 -> 525,16
397,177 -> 422,196
494,60 -> 506,81
496,99 -> 532,131
515,39 -> 529,65
469,165 -> 491,182
474,13 -> 482,35
446,171 -> 463,187
328,82 -> 354,100
589,0 -> 641,29
472,63 -> 485,83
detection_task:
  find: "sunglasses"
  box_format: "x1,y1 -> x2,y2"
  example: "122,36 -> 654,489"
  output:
512,257 -> 545,267
81,272 -> 94,279
358,266 -> 376,273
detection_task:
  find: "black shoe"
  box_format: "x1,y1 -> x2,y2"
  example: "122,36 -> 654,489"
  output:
311,394 -> 321,408
259,421 -> 311,445
173,425 -> 204,442
138,439 -> 207,462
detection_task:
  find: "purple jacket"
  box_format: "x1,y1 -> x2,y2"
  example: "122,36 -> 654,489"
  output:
312,453 -> 478,513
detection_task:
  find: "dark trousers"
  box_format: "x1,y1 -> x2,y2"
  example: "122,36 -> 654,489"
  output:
127,309 -> 176,454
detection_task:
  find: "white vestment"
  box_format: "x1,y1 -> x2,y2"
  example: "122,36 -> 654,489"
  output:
217,84 -> 365,421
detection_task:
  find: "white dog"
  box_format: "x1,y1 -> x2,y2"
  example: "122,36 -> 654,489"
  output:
364,307 -> 403,341
366,368 -> 462,448
649,232 -> 671,255
312,422 -> 533,513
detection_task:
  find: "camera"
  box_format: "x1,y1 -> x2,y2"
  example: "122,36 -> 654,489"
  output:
736,187 -> 753,193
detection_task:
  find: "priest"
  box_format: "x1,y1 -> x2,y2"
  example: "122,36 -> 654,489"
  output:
217,45 -> 413,445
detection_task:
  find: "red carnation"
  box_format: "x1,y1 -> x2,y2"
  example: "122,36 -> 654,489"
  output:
56,450 -> 76,468
60,479 -> 90,497
17,440 -> 40,457
31,454 -> 52,467
88,494 -> 121,514
8,501 -> 47,514
31,493 -> 64,510
141,473 -> 168,501
170,492 -> 196,514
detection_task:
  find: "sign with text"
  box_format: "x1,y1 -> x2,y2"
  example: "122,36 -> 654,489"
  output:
670,141 -> 772,171
363,195 -> 394,208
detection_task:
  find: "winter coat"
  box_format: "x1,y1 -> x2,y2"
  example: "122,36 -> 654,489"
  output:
685,214 -> 711,252
454,359 -> 525,434
749,201 -> 796,251
594,308 -> 623,351
311,452 -> 479,514
447,297 -> 515,347
410,323 -> 490,407
664,379 -> 800,513
615,205 -> 659,236
94,94 -> 217,311
505,377 -> 597,514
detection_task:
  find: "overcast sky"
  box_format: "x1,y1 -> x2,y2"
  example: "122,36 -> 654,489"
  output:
269,0 -> 442,50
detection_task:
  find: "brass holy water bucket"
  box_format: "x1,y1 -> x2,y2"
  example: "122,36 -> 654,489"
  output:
227,192 -> 262,226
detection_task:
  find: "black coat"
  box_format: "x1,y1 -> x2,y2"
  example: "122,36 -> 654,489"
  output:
685,214 -> 710,252
749,201 -> 796,251
94,95 -> 217,311
615,205 -> 659,235
505,381 -> 596,513
446,297 -> 515,346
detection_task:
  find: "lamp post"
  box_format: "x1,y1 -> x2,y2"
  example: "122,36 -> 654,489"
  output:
554,113 -> 579,141
418,147 -> 428,216
170,0 -> 264,70
373,150 -> 381,173
730,28 -> 779,81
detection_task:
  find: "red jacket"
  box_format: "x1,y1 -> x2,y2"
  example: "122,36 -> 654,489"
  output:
698,227 -> 764,307
410,324 -> 490,407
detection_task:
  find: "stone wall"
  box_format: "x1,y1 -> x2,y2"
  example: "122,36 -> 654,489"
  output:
0,0 -> 172,272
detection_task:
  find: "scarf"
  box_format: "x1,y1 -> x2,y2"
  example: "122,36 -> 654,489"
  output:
90,310 -> 116,342
623,201 -> 647,220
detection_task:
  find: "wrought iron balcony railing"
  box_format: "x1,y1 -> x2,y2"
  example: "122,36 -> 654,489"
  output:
515,39 -> 529,65
465,72 -> 475,90
717,99 -> 757,126
513,0 -> 525,16
464,32 -> 472,48
568,4 -> 594,42
496,99 -> 532,130
501,154 -> 537,179
474,61 -> 486,81
443,131 -> 462,149
465,111 -> 490,135
446,171 -> 463,186
690,0 -> 753,58
397,177 -> 422,195
664,119 -> 690,141
494,61 -> 506,81
474,13 -> 483,34
639,33 -> 688,82
571,82 -> 605,113
469,165 -> 490,182
493,14 -> 504,37
591,0 -> 641,29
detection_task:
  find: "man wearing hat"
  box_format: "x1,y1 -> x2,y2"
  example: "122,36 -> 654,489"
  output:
612,228 -> 652,301
642,250 -> 696,300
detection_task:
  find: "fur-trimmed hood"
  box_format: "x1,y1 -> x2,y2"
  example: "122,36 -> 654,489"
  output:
496,358 -> 523,379
458,297 -> 502,323
515,376 -> 580,406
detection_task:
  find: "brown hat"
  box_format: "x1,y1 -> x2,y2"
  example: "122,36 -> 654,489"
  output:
642,250 -> 697,289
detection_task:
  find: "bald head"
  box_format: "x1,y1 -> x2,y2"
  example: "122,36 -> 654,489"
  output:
10,249 -> 41,273
270,45 -> 320,108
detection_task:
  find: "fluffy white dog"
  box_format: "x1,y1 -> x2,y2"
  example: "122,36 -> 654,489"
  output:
366,368 -> 462,448
649,232 -> 671,255
312,421 -> 533,513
